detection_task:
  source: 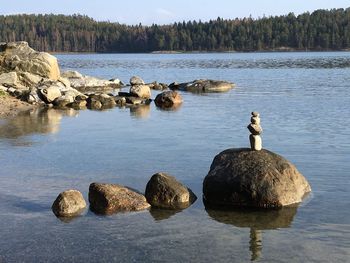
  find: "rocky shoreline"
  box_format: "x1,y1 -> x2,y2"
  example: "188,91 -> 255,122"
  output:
0,41 -> 235,118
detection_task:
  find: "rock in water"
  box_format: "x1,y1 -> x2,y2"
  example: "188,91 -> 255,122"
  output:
169,79 -> 234,93
88,183 -> 150,214
145,172 -> 197,209
52,189 -> 86,217
154,91 -> 183,108
203,148 -> 311,208
0,42 -> 60,80
129,84 -> 151,99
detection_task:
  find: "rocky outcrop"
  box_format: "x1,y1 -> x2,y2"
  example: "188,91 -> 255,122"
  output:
88,183 -> 150,214
169,79 -> 234,92
0,41 -> 60,80
52,189 -> 86,217
203,148 -> 311,208
145,172 -> 197,209
147,81 -> 168,91
154,91 -> 183,109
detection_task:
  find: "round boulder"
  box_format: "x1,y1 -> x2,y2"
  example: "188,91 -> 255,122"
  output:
154,91 -> 183,108
129,85 -> 151,99
145,172 -> 197,209
130,76 -> 145,86
203,148 -> 311,208
52,189 -> 86,217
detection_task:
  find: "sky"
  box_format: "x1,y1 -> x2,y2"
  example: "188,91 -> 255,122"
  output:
1,0 -> 349,25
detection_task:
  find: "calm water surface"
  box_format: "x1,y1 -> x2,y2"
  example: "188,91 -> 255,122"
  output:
0,52 -> 349,262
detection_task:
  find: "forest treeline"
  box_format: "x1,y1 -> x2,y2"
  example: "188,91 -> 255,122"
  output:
1,8 -> 350,52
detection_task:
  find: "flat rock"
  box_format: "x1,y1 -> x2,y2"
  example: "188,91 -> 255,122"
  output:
145,172 -> 197,209
89,182 -> 150,214
169,79 -> 234,93
203,148 -> 311,208
52,189 -> 86,217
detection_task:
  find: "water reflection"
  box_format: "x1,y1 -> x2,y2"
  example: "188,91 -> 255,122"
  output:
206,206 -> 298,261
129,104 -> 151,119
149,207 -> 183,221
0,108 -> 78,144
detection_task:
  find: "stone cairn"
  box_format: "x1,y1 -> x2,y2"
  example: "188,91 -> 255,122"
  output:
247,111 -> 262,151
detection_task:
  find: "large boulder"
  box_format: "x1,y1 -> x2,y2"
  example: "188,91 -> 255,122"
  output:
89,183 -> 151,214
154,91 -> 183,109
203,148 -> 311,208
169,79 -> 234,93
52,189 -> 86,217
129,84 -> 151,99
0,42 -> 60,80
145,172 -> 197,209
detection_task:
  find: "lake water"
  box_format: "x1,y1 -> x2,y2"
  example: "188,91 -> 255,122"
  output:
0,52 -> 349,262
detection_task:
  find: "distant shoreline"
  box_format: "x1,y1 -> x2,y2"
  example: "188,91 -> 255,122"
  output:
51,48 -> 350,55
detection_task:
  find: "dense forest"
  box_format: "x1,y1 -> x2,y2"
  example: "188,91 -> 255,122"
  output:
1,8 -> 350,52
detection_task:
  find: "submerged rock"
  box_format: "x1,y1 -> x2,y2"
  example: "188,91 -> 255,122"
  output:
203,148 -> 311,208
145,172 -> 197,209
52,189 -> 86,217
89,182 -> 150,214
169,79 -> 234,93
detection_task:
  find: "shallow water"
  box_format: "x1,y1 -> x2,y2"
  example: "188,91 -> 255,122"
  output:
0,52 -> 349,262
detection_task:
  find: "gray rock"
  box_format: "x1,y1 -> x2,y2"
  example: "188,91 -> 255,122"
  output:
251,116 -> 260,125
61,71 -> 83,79
145,172 -> 197,209
52,189 -> 86,217
114,96 -> 126,106
154,91 -> 183,109
89,182 -> 150,214
130,76 -> 145,85
53,95 -> 74,108
126,96 -> 145,105
129,84 -> 151,99
252,111 -> 260,117
203,148 -> 311,208
0,72 -> 18,86
87,98 -> 102,110
89,93 -> 116,108
169,79 -> 234,93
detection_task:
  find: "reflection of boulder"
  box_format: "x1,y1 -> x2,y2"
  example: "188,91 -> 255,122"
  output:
0,108 -> 78,140
206,206 -> 298,261
129,104 -> 151,119
149,207 -> 182,221
205,206 -> 298,230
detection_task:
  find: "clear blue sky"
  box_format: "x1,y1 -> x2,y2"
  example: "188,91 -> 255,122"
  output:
1,0 -> 349,25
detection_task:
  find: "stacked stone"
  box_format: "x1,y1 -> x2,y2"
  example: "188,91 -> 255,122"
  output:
247,111 -> 262,151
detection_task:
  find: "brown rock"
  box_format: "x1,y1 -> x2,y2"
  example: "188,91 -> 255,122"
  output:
52,189 -> 86,217
203,148 -> 311,208
129,84 -> 151,99
89,183 -> 150,214
154,91 -> 183,108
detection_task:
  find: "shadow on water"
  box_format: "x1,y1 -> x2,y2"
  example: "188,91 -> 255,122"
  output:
129,104 -> 151,119
0,108 -> 78,145
206,206 -> 298,261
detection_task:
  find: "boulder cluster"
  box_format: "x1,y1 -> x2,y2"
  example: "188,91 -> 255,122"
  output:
52,172 -> 196,219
